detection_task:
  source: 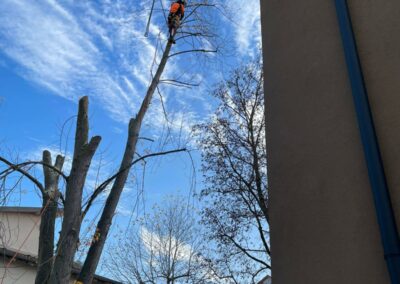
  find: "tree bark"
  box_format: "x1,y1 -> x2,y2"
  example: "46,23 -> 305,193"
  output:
35,151 -> 64,284
49,97 -> 101,284
77,40 -> 173,284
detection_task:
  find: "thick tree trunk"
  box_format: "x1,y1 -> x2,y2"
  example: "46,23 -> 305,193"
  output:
49,97 -> 101,284
77,40 -> 173,284
35,151 -> 64,284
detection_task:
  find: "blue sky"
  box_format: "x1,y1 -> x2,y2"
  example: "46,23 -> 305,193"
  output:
0,0 -> 261,273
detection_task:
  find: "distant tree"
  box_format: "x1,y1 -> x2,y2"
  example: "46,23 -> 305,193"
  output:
104,196 -> 216,284
195,57 -> 270,283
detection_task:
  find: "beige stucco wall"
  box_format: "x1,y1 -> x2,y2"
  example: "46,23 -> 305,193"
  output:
0,211 -> 114,283
0,212 -> 40,256
260,0 -> 400,283
0,258 -> 37,284
0,258 -> 78,284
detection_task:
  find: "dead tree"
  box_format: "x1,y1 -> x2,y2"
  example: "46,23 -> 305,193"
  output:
0,97 -> 100,283
0,97 -> 185,284
77,2 -> 219,283
0,151 -> 65,283
76,39 -> 174,284
48,97 -> 102,283
36,151 -> 65,284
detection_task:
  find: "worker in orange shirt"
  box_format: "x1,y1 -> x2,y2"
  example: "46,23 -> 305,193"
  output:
168,0 -> 186,44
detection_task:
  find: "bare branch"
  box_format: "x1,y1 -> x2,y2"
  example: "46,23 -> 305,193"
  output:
183,3 -> 217,21
138,137 -> 155,142
0,156 -> 45,195
168,48 -> 218,58
156,86 -> 169,123
0,160 -> 67,181
82,148 -> 186,218
160,79 -> 200,88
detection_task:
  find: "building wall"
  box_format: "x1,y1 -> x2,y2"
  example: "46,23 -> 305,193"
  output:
0,258 -> 79,284
0,211 -> 117,283
0,212 -> 40,256
260,0 -> 400,283
0,258 -> 37,284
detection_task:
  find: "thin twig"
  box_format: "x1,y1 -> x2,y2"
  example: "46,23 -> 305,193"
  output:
82,148 -> 186,217
0,157 -> 45,195
168,49 -> 218,58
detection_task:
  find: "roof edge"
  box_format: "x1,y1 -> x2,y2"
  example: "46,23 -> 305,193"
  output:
0,206 -> 63,216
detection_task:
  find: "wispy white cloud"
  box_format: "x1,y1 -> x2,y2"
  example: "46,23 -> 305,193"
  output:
0,0 -> 225,140
226,0 -> 261,56
0,0 -> 170,124
0,1 -> 96,82
141,226 -> 193,261
116,204 -> 134,217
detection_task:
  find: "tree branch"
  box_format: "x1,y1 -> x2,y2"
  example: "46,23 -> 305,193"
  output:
1,160 -> 68,180
82,148 -> 187,218
168,49 -> 218,58
221,231 -> 270,269
160,79 -> 200,89
0,156 -> 45,195
183,3 -> 217,21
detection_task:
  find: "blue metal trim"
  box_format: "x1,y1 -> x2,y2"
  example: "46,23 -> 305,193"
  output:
334,1 -> 400,283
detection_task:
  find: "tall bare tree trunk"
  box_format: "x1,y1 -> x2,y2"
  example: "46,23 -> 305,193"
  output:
35,151 -> 64,284
49,97 -> 101,284
77,40 -> 173,284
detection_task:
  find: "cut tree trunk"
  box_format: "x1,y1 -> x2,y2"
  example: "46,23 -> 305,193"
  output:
35,151 -> 64,284
48,97 -> 101,284
77,40 -> 173,284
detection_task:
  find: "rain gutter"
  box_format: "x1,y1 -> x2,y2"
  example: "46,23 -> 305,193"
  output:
334,1 -> 400,282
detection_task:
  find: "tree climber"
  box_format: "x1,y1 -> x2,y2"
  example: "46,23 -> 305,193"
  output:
168,0 -> 186,44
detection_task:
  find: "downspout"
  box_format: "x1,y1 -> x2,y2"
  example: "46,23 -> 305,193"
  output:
334,1 -> 400,283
